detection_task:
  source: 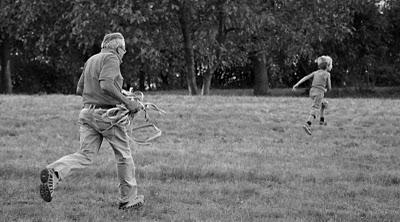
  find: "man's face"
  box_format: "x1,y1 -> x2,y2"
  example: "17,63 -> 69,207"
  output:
117,46 -> 126,60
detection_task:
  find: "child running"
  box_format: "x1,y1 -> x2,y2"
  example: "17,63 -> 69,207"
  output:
292,55 -> 332,135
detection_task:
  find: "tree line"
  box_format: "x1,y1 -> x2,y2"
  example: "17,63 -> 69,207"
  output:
0,0 -> 399,95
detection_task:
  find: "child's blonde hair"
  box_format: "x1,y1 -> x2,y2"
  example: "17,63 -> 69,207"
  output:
315,55 -> 333,71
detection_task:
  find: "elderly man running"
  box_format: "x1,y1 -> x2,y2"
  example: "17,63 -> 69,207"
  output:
39,32 -> 144,210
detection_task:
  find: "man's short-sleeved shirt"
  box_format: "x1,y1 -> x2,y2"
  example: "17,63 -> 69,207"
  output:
79,49 -> 123,105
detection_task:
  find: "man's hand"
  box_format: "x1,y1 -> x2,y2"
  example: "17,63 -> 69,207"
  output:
76,86 -> 83,96
126,100 -> 143,114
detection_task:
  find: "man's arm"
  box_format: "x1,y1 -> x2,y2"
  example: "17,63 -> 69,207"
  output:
76,63 -> 86,96
100,80 -> 141,111
99,54 -> 142,112
76,73 -> 84,96
292,73 -> 314,91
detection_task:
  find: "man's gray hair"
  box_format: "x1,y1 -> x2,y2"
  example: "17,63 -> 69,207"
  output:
101,32 -> 125,50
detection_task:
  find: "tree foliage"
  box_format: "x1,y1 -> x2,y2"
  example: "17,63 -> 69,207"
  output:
0,0 -> 399,94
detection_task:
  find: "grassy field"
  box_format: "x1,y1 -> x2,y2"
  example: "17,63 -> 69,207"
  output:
148,87 -> 400,98
1,93 -> 400,221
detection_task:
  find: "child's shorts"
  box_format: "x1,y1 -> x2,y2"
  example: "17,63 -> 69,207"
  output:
309,88 -> 328,117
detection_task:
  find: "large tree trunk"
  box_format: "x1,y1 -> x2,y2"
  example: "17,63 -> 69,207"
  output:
201,0 -> 226,95
201,62 -> 219,95
160,71 -> 169,90
138,69 -> 146,91
201,69 -> 213,95
0,36 -> 12,94
178,0 -> 198,95
252,52 -> 269,95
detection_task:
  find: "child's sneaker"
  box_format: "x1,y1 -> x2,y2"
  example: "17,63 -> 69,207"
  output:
119,195 -> 144,210
39,168 -> 59,202
302,124 -> 312,135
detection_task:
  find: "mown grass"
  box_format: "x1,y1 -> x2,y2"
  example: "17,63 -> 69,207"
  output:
0,93 -> 400,222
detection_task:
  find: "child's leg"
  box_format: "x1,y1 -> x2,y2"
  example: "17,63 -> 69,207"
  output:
303,95 -> 321,135
307,95 -> 322,125
320,100 -> 328,124
306,113 -> 315,125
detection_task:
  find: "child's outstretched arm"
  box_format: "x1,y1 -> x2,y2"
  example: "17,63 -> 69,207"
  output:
292,73 -> 314,91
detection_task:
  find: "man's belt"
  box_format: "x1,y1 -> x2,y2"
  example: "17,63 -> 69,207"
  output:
83,104 -> 117,109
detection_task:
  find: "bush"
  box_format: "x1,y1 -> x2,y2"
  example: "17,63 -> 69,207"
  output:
12,58 -> 75,94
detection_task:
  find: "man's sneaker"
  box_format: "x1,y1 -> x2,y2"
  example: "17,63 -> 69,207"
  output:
39,168 -> 59,202
119,195 -> 145,210
302,124 -> 312,135
319,120 -> 327,126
